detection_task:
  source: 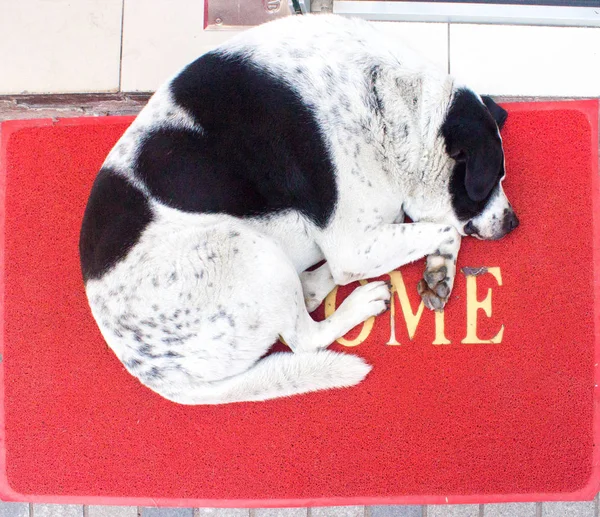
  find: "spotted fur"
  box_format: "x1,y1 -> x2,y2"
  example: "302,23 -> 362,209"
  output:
80,14 -> 518,405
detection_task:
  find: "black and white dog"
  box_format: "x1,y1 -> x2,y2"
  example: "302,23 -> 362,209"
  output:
80,14 -> 518,405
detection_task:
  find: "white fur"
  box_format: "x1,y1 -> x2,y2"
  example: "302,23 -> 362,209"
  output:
84,14 -> 513,405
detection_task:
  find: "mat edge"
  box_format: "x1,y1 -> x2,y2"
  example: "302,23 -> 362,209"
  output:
0,103 -> 598,506
0,117 -> 136,505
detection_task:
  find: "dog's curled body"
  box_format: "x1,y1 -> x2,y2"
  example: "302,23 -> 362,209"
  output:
80,14 -> 517,404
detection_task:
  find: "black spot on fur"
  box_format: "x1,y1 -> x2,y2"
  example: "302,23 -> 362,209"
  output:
369,66 -> 385,118
433,250 -> 454,260
323,65 -> 336,88
79,168 -> 153,282
133,51 -> 337,227
124,358 -> 142,370
145,366 -> 163,380
161,336 -> 181,345
138,344 -> 156,357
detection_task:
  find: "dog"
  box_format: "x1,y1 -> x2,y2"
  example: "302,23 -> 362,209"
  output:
79,14 -> 518,405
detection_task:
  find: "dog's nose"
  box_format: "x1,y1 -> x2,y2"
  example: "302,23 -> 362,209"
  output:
502,211 -> 519,233
464,221 -> 477,235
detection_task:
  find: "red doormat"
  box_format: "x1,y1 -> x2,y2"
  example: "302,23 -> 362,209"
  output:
0,100 -> 598,507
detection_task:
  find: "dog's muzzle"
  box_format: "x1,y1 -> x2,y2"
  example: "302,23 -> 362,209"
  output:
464,209 -> 519,240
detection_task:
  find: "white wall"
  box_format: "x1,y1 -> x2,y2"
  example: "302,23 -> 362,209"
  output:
1,0 -> 599,96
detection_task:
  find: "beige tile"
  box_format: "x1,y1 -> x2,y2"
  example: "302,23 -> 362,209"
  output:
542,501 -> 595,517
88,506 -> 139,517
312,507 -> 365,517
121,0 -> 245,92
483,503 -> 536,517
427,505 -> 479,517
0,0 -> 122,94
254,510 -> 307,517
450,24 -> 600,96
32,505 -> 83,517
373,22 -> 449,72
0,502 -> 30,517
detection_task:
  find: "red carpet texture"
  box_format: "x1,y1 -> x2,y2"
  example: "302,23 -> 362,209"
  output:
0,101 -> 598,507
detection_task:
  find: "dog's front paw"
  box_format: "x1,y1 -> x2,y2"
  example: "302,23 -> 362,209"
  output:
419,260 -> 455,311
418,230 -> 460,311
417,277 -> 449,311
343,280 -> 391,321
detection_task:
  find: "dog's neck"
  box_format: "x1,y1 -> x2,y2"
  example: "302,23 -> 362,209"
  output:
372,69 -> 458,222
376,69 -> 455,181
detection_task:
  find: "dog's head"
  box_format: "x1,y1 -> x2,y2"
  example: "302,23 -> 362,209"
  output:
441,89 -> 518,240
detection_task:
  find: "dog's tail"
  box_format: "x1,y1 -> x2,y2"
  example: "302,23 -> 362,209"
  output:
161,350 -> 372,405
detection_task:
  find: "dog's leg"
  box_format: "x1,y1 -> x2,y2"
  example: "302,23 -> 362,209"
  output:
93,221 -> 384,405
283,279 -> 390,353
300,262 -> 336,312
322,223 -> 461,310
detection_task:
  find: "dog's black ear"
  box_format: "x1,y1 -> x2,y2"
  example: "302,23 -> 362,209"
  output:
463,142 -> 502,202
447,139 -> 502,202
443,90 -> 504,202
481,95 -> 508,130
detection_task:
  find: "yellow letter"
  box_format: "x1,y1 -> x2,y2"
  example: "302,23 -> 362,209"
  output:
387,271 -> 423,345
387,273 -> 401,345
324,280 -> 374,347
387,271 -> 451,345
461,267 -> 504,344
433,310 -> 451,345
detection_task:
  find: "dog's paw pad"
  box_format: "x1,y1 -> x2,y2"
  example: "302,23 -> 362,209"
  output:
417,279 -> 447,312
424,265 -> 447,289
435,281 -> 450,299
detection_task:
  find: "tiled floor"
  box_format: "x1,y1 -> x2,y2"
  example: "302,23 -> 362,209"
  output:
0,501 -> 598,517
